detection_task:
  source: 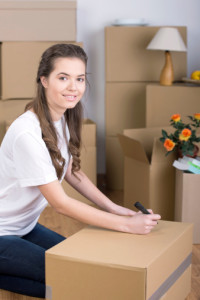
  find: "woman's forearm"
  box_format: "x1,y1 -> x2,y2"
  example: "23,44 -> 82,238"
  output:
39,180 -> 129,232
39,180 -> 161,235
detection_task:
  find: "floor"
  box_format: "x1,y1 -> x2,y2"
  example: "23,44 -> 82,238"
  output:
0,185 -> 200,300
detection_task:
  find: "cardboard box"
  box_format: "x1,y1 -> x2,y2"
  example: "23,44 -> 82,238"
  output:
62,119 -> 97,206
118,127 -> 176,221
1,41 -> 83,99
0,99 -> 31,144
46,220 -> 193,300
0,1 -> 76,41
105,26 -> 187,82
106,82 -> 146,136
146,84 -> 200,128
106,136 -> 124,190
175,169 -> 200,244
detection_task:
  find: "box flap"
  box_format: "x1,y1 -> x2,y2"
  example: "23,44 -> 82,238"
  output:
152,138 -> 176,164
118,134 -> 149,164
120,126 -> 173,164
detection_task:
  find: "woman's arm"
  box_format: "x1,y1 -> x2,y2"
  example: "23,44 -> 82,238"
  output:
64,159 -> 135,216
38,180 -> 161,235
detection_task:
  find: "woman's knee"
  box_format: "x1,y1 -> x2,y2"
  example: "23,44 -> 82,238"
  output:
0,235 -> 45,282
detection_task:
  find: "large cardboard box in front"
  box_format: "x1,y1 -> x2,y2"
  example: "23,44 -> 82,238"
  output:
46,221 -> 193,300
62,119 -> 97,206
175,169 -> 200,244
118,127 -> 176,221
0,41 -> 83,99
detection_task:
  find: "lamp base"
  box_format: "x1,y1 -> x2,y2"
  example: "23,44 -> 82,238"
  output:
160,51 -> 174,86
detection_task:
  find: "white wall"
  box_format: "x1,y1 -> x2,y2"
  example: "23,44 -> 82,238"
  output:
4,0 -> 200,173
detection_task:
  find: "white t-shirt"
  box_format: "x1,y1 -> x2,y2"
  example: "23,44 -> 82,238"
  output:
0,110 -> 70,236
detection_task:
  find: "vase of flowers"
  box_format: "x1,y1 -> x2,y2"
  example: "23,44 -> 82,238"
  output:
160,113 -> 200,158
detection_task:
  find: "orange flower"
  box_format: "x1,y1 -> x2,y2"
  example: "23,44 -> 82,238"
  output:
179,128 -> 192,141
164,139 -> 176,151
171,114 -> 181,122
194,113 -> 200,121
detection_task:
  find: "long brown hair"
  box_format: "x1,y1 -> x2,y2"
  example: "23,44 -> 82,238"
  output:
26,43 -> 88,179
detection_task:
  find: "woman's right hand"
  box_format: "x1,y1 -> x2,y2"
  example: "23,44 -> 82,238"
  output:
126,213 -> 161,234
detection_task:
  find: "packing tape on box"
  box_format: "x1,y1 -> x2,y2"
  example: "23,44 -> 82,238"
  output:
45,285 -> 52,300
148,253 -> 192,300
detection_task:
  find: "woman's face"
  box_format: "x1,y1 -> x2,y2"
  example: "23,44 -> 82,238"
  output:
40,57 -> 86,121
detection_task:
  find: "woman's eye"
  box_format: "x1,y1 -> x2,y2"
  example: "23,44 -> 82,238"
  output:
77,77 -> 85,82
59,77 -> 67,81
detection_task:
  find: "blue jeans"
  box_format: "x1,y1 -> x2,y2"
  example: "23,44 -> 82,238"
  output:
0,223 -> 66,298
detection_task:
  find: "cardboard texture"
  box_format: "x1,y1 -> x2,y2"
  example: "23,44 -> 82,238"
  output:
62,119 -> 97,205
0,1 -> 76,41
106,82 -> 147,136
105,26 -> 187,82
106,136 -> 124,190
175,170 -> 200,244
146,84 -> 200,127
118,127 -> 176,220
46,221 -> 193,300
0,99 -> 31,144
1,41 -> 83,99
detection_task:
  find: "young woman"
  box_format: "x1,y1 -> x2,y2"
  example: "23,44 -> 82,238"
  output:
0,44 -> 161,298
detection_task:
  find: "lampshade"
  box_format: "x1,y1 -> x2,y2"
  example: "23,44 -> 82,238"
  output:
147,27 -> 187,52
146,27 -> 187,86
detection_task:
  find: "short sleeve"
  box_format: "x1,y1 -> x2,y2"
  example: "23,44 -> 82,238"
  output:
13,131 -> 57,187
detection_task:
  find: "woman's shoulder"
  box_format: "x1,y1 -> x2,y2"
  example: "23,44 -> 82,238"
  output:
7,110 -> 41,138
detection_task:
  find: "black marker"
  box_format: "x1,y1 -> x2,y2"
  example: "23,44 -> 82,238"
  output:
134,201 -> 150,214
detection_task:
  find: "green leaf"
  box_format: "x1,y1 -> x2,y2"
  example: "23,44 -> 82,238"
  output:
161,129 -> 168,138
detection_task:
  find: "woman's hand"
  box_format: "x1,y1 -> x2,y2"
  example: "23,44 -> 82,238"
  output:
125,213 -> 161,235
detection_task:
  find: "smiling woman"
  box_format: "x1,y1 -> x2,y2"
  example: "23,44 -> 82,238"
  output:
0,43 -> 161,298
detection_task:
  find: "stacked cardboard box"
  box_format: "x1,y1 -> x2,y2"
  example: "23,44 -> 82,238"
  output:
0,1 -> 77,41
146,84 -> 200,128
105,26 -> 187,190
0,99 -> 31,143
0,1 -> 77,99
46,221 -> 193,300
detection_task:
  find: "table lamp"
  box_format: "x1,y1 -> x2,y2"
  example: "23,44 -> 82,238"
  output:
146,27 -> 187,86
